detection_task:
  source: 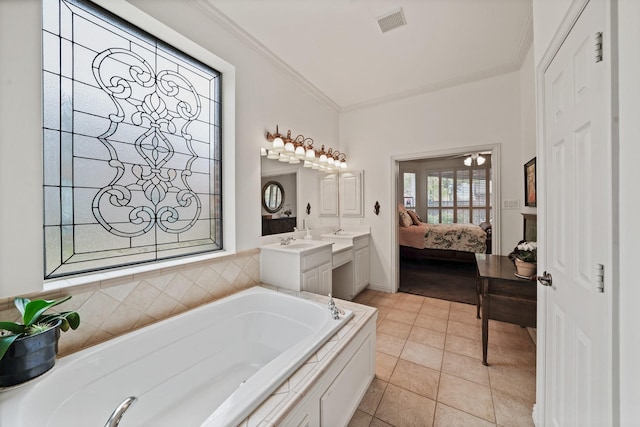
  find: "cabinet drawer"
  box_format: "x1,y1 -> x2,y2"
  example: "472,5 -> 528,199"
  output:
353,236 -> 370,251
488,279 -> 537,300
332,249 -> 353,269
487,295 -> 536,328
302,248 -> 331,271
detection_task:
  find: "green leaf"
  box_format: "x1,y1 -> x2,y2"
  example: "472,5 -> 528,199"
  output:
22,296 -> 72,326
13,298 -> 30,317
0,321 -> 25,335
63,312 -> 80,330
0,334 -> 20,361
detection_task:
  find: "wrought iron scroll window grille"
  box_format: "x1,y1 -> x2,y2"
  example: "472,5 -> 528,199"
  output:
43,0 -> 222,279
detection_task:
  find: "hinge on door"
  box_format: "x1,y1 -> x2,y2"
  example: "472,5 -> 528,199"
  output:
595,32 -> 603,63
595,264 -> 604,293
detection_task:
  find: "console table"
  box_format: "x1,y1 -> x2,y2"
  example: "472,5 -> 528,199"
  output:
475,254 -> 537,365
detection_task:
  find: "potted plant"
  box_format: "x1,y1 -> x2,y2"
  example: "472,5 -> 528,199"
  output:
509,240 -> 537,278
0,296 -> 80,387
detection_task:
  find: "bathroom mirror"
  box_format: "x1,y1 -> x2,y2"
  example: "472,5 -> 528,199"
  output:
262,181 -> 285,213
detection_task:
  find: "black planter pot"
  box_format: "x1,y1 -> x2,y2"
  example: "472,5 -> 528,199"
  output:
0,320 -> 61,387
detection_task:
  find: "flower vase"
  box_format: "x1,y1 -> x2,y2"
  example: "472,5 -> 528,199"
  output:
515,258 -> 536,277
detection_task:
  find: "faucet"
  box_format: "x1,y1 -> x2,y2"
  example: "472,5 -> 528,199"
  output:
333,228 -> 344,235
280,236 -> 295,245
327,294 -> 343,320
104,396 -> 137,427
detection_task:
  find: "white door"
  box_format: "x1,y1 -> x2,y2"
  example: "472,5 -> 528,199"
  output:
542,0 -> 612,425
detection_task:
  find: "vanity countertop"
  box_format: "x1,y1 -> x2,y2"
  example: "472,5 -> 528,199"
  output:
260,239 -> 332,255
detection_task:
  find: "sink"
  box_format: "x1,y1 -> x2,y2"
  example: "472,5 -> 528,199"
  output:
320,231 -> 370,241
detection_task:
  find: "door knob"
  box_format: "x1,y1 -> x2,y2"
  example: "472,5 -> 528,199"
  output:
537,271 -> 553,287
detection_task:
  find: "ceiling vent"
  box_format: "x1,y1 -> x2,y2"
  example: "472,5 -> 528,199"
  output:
377,8 -> 407,34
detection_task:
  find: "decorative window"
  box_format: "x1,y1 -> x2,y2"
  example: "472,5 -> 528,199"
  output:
43,0 -> 222,279
427,163 -> 491,224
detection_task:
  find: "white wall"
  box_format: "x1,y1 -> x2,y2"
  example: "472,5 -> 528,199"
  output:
0,0 -> 338,298
340,70 -> 533,291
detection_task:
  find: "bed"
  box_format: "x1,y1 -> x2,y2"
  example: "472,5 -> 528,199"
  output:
398,208 -> 492,263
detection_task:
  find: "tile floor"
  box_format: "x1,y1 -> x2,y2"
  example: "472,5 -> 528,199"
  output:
347,289 -> 536,427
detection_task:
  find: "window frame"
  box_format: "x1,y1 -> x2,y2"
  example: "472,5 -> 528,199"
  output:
41,0 -> 237,286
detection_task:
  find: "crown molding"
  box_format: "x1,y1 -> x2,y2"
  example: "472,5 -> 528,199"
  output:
190,0 -> 340,112
340,63 -> 519,112
513,6 -> 534,67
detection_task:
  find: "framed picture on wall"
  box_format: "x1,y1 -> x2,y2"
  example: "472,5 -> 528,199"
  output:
404,196 -> 414,207
524,157 -> 537,207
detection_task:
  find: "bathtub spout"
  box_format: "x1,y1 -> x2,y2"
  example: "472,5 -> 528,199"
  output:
104,396 -> 137,427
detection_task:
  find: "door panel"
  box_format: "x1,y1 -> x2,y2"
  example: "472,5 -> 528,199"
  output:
542,0 -> 611,425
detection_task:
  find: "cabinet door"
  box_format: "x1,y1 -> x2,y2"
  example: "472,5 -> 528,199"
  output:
318,262 -> 332,296
340,171 -> 363,217
302,268 -> 319,294
354,247 -> 370,293
319,174 -> 338,216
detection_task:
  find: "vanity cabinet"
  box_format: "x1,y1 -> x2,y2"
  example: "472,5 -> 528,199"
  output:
319,174 -> 338,216
260,241 -> 333,295
321,232 -> 370,301
301,261 -> 332,296
340,170 -> 363,217
354,244 -> 370,295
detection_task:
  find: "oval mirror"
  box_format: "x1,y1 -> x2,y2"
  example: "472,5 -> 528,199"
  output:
262,181 -> 285,213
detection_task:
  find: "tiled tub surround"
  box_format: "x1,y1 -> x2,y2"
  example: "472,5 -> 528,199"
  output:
0,249 -> 260,357
0,287 -> 374,426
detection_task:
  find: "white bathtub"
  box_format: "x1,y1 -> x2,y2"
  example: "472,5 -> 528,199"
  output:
0,286 -> 353,426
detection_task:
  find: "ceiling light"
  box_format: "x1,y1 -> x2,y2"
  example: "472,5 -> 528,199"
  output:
477,155 -> 486,165
464,156 -> 472,167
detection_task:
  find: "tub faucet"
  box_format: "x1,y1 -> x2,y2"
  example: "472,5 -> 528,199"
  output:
333,228 -> 343,235
328,294 -> 341,320
280,236 -> 295,245
104,396 -> 137,427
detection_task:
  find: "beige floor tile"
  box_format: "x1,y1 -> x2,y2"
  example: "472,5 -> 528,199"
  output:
434,403 -> 497,427
492,389 -> 536,427
376,351 -> 399,382
358,377 -> 388,415
375,383 -> 436,427
422,297 -> 451,310
419,304 -> 450,320
370,418 -> 394,427
348,409 -> 373,427
488,328 -> 536,352
448,309 -> 482,326
447,319 -> 482,342
400,340 -> 443,371
377,332 -> 407,358
378,318 -> 413,339
489,319 -> 526,334
414,313 -> 448,333
389,358 -> 440,400
488,345 -> 536,372
437,373 -> 496,423
444,334 -> 484,361
385,308 -> 419,325
392,299 -> 423,313
488,365 -> 536,402
396,293 -> 426,304
370,294 -> 399,308
409,325 -> 446,349
450,301 -> 477,315
441,351 -> 490,386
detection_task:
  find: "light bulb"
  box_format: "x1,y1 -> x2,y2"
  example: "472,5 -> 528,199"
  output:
295,146 -> 306,159
278,153 -> 289,162
260,147 -> 267,156
477,155 -> 486,165
464,156 -> 472,166
272,137 -> 284,153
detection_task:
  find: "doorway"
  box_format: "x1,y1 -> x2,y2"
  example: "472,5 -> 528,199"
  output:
389,143 -> 501,294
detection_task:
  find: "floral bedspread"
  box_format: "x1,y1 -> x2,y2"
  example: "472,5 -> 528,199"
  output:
422,223 -> 487,253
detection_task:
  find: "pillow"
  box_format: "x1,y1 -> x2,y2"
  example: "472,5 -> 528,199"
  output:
407,210 -> 421,225
399,211 -> 413,227
398,203 -> 407,213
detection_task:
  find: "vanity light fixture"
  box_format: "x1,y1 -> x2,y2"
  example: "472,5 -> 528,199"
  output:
264,125 -> 348,171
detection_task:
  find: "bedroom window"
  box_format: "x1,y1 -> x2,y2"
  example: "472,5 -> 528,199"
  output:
403,172 -> 416,208
427,166 -> 491,224
42,0 -> 223,278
